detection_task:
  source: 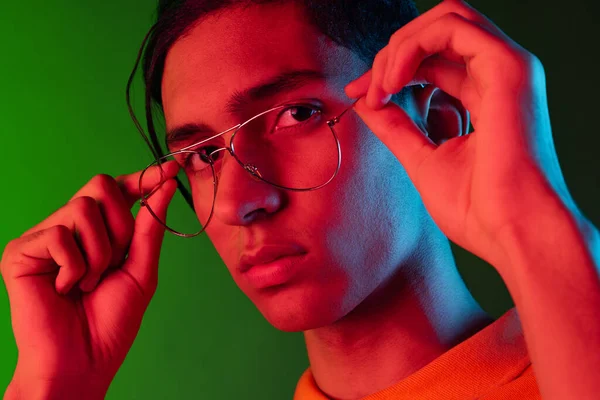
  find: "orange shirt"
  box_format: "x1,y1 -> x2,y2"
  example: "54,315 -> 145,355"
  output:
294,308 -> 541,399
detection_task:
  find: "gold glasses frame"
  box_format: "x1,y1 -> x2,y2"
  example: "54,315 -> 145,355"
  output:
139,100 -> 358,238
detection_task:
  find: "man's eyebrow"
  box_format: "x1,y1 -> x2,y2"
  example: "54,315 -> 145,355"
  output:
165,69 -> 326,147
226,69 -> 326,115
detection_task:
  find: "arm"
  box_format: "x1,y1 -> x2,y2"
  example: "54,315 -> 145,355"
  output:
497,203 -> 600,400
4,363 -> 108,400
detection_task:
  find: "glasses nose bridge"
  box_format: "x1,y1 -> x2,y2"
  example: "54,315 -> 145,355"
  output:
209,145 -> 262,187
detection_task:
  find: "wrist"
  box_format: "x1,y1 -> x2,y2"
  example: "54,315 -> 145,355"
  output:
492,202 -> 592,302
5,364 -> 109,400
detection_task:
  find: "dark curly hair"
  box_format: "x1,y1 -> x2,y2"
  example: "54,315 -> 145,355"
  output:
126,0 -> 420,208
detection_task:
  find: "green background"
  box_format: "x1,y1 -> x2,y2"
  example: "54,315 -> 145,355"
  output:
1,0 -> 598,398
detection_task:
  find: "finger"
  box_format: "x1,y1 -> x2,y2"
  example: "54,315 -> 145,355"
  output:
122,178 -> 178,296
413,56 -> 468,99
19,185 -> 128,289
346,70 -> 429,100
345,48 -> 391,107
69,174 -> 135,269
115,159 -> 180,208
381,0 -> 493,96
415,56 -> 481,121
383,12 -> 508,95
345,69 -> 372,99
18,160 -> 180,240
17,196 -> 112,292
447,0 -> 514,41
64,197 -> 112,292
353,97 -> 435,181
350,0 -> 514,105
348,57 -> 471,105
4,225 -> 87,295
365,47 -> 392,109
391,0 -> 510,45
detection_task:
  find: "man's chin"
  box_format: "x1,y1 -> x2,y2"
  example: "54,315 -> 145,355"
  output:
263,310 -> 339,332
252,285 -> 348,332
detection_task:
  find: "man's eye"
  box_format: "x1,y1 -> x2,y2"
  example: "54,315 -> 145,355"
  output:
180,146 -> 221,170
275,106 -> 320,129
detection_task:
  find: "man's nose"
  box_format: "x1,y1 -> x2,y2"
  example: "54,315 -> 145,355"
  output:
211,152 -> 284,226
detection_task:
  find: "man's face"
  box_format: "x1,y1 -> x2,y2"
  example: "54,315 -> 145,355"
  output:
162,2 -> 429,331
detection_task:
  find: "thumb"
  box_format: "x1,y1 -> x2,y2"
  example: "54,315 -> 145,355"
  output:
353,97 -> 436,180
122,178 -> 178,294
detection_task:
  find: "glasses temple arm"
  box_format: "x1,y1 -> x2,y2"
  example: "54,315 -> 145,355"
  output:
328,99 -> 360,127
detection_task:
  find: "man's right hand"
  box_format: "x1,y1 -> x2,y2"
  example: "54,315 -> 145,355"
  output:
1,161 -> 180,399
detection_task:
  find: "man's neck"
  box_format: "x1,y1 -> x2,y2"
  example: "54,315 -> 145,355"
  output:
303,233 -> 494,400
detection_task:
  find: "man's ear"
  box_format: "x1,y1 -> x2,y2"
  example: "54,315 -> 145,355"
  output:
413,85 -> 470,145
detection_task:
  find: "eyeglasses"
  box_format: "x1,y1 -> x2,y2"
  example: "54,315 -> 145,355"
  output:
139,99 -> 357,238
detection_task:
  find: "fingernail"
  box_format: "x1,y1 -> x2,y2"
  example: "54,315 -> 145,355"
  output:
367,92 -> 391,110
344,82 -> 357,98
381,93 -> 392,106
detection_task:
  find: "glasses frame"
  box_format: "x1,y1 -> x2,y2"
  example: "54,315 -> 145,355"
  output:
139,100 -> 358,238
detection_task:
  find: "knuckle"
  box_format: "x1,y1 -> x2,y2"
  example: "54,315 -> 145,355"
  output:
461,10 -> 480,22
389,28 -> 405,46
501,47 -> 543,83
372,51 -> 389,82
516,52 -> 537,73
89,247 -> 112,273
442,11 -> 462,23
48,225 -> 81,257
52,224 -> 73,243
83,239 -> 112,274
72,195 -> 99,217
90,174 -> 118,194
87,231 -> 112,259
522,51 -> 543,72
373,51 -> 386,69
0,240 -> 17,276
508,47 -> 530,64
2,239 -> 17,258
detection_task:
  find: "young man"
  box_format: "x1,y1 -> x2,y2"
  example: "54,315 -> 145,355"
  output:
2,0 -> 599,399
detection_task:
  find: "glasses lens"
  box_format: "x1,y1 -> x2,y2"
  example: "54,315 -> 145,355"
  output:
231,104 -> 340,190
140,153 -> 215,236
141,104 -> 341,236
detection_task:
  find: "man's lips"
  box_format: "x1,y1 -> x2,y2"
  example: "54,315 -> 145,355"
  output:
238,244 -> 306,273
240,250 -> 307,290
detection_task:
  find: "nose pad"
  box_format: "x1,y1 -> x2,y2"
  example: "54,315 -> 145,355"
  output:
213,147 -> 263,183
243,164 -> 263,181
213,148 -> 267,189
211,149 -> 283,226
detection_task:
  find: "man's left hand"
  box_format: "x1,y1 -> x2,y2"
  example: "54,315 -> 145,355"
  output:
345,0 -> 576,271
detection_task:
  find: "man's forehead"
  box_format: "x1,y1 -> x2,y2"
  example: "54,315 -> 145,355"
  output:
160,1 -> 367,124
162,4 -> 331,95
